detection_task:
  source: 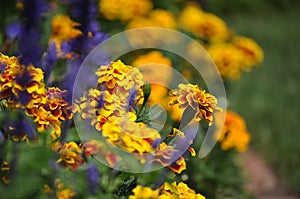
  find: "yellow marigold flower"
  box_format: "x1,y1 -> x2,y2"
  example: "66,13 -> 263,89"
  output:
149,9 -> 177,29
233,36 -> 264,70
129,185 -> 160,199
179,4 -> 229,43
0,54 -> 46,109
154,142 -> 177,167
215,111 -> 251,152
55,179 -> 76,199
57,141 -> 85,170
74,88 -> 112,131
160,182 -> 206,199
99,0 -> 152,22
132,51 -> 172,106
102,114 -> 161,156
50,14 -> 82,45
46,87 -> 72,121
169,84 -> 222,126
207,43 -> 243,80
96,60 -> 144,107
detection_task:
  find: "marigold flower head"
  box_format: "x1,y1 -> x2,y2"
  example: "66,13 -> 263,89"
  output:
57,141 -> 85,170
55,179 -> 76,199
130,182 -> 206,199
169,156 -> 187,174
129,185 -> 160,199
179,4 -> 229,43
132,51 -> 172,105
74,88 -> 112,131
208,43 -> 243,80
102,114 -> 161,156
0,54 -> 46,109
99,0 -> 152,22
233,36 -> 264,70
169,84 -> 222,126
215,111 -> 251,152
46,87 -> 73,121
50,14 -> 82,45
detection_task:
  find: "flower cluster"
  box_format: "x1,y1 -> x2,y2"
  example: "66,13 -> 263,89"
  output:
129,181 -> 205,199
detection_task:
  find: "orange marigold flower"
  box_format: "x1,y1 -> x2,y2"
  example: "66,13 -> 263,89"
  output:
0,54 -> 46,109
179,3 -> 229,43
169,84 -> 222,126
99,0 -> 152,22
50,14 -> 82,45
55,179 -> 76,199
45,87 -> 72,121
207,43 -> 244,80
214,111 -> 251,152
57,142 -> 85,170
233,36 -> 264,70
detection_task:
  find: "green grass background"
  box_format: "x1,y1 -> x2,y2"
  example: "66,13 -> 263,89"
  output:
206,0 -> 300,193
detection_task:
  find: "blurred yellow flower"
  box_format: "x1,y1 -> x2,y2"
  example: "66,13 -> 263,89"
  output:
207,43 -> 243,80
99,0 -> 152,22
215,111 -> 251,152
132,51 -> 172,105
233,36 -> 264,70
129,185 -> 160,199
179,4 -> 229,43
169,84 -> 222,126
127,9 -> 177,30
55,179 -> 76,199
50,14 -> 82,45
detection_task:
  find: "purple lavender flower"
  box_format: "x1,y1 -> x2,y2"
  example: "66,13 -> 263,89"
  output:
42,42 -> 57,84
86,162 -> 101,195
7,0 -> 49,66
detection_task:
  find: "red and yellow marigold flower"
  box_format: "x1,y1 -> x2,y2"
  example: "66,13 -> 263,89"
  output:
0,54 -> 46,109
55,179 -> 76,199
57,141 -> 85,170
169,84 -> 222,126
214,111 -> 251,152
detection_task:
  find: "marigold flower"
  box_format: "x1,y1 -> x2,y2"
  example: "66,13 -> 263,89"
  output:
215,111 -> 251,152
233,36 -> 264,70
1,161 -> 10,184
179,4 -> 229,43
207,43 -> 243,80
102,114 -> 161,156
132,51 -> 172,106
57,141 -> 85,170
129,182 -> 206,199
129,185 -> 160,199
169,156 -> 187,174
74,88 -> 112,131
169,84 -> 222,126
55,179 -> 76,199
99,0 -> 152,22
0,54 -> 46,109
163,182 -> 206,199
50,14 -> 82,45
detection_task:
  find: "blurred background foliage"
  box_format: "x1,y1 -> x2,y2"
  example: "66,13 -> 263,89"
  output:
204,0 -> 300,194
